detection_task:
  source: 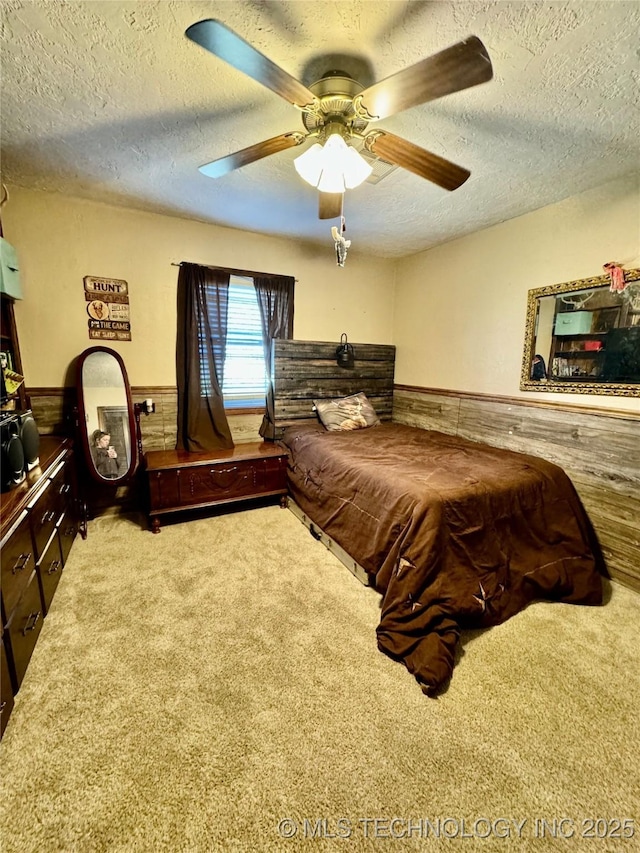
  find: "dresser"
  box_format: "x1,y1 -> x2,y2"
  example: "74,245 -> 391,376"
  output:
144,441 -> 288,532
0,436 -> 79,737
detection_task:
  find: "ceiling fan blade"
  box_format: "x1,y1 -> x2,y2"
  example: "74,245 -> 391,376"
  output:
318,193 -> 343,220
185,19 -> 316,109
199,132 -> 305,178
365,131 -> 470,191
358,36 -> 492,121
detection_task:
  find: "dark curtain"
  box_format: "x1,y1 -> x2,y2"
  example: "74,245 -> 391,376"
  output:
176,263 -> 234,451
254,276 -> 295,439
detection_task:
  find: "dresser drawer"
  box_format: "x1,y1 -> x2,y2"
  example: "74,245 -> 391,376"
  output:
58,512 -> 78,566
1,512 -> 35,623
5,570 -> 44,691
49,459 -> 72,518
1,632 -> 15,738
36,533 -> 64,613
178,461 -> 258,506
28,479 -> 58,558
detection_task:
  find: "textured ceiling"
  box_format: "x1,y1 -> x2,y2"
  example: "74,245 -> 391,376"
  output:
1,0 -> 638,258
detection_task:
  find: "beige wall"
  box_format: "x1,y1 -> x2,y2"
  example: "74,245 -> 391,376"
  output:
2,187 -> 396,388
3,177 -> 640,414
393,174 -> 640,412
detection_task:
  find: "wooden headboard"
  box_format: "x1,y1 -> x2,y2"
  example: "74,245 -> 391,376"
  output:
270,339 -> 396,438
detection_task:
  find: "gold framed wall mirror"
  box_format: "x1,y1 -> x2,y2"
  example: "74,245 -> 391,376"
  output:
520,269 -> 640,397
76,345 -> 139,483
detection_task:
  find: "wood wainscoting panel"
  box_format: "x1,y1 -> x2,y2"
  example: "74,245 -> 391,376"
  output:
29,387 -> 270,451
392,388 -> 461,434
131,388 -> 171,451
26,388 -> 74,435
393,386 -> 640,593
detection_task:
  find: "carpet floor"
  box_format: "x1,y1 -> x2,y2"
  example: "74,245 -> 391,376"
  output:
0,505 -> 638,852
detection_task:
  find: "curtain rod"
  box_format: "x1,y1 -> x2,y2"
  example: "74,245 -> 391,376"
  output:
171,261 -> 297,282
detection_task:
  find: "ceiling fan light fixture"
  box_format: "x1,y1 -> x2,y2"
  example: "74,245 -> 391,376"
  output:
294,142 -> 324,184
316,168 -> 347,194
294,133 -> 372,192
343,145 -> 374,189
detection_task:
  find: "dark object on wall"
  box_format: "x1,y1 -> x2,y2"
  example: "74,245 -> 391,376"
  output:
336,333 -> 355,368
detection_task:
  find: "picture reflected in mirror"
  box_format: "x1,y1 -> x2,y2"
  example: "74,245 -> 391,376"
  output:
521,269 -> 640,397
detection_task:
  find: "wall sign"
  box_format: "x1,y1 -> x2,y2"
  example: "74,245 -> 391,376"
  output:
84,276 -> 131,341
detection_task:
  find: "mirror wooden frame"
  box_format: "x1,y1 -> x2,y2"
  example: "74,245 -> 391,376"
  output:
76,345 -> 139,484
520,268 -> 640,398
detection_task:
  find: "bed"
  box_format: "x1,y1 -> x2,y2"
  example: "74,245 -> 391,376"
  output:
271,340 -> 604,693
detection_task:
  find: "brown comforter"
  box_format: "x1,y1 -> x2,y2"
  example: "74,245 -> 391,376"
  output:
281,422 -> 603,693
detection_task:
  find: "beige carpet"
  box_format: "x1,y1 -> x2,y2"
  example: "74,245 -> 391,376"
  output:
1,505 -> 638,853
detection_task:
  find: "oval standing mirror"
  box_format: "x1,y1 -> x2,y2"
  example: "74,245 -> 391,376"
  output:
76,346 -> 138,483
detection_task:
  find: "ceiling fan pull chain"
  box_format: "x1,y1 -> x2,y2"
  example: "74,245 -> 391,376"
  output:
331,224 -> 351,268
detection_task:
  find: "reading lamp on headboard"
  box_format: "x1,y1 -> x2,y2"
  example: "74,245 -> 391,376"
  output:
336,333 -> 355,368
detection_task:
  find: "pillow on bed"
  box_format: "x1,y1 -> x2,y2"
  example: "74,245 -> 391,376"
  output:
313,392 -> 381,432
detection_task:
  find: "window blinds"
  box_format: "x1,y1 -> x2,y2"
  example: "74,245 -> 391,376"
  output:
222,278 -> 267,406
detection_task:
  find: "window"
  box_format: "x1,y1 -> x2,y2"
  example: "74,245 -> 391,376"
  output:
221,276 -> 266,408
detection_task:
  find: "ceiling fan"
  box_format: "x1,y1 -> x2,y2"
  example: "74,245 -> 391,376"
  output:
185,19 -> 493,220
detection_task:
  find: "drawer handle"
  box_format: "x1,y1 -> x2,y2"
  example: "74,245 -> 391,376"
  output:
64,525 -> 76,537
47,559 -> 62,575
0,701 -> 6,715
22,610 -> 41,635
60,484 -> 71,496
12,552 -> 32,574
41,510 -> 56,524
309,525 -> 322,541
